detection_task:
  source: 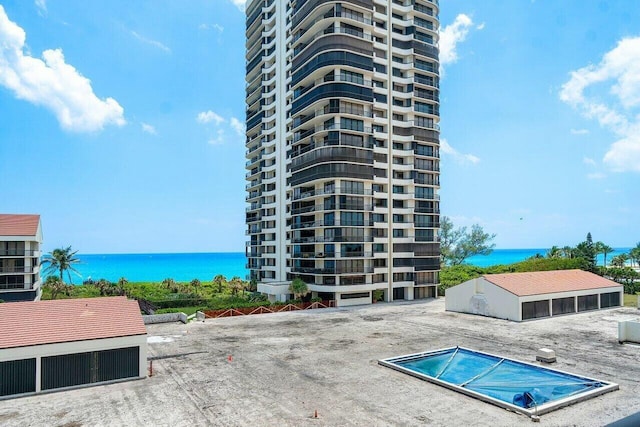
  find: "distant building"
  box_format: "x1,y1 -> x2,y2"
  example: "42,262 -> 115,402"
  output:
245,0 -> 442,306
0,214 -> 43,302
0,296 -> 147,399
445,269 -> 623,322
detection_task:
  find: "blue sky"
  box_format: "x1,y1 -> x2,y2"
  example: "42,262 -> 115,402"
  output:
0,0 -> 638,253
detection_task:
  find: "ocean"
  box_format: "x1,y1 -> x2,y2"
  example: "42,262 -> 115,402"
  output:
62,248 -> 632,283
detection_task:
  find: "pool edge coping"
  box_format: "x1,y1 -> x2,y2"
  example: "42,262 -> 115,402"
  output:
378,346 -> 619,417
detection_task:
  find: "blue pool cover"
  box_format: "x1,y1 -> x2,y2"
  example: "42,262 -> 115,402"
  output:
394,348 -> 606,409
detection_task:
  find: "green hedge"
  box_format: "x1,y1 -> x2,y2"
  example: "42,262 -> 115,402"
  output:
149,296 -> 273,311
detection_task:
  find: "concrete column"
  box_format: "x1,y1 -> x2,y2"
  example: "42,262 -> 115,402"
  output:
406,286 -> 414,301
35,356 -> 41,392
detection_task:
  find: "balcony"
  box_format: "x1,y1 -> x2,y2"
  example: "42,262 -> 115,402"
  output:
0,249 -> 39,256
0,266 -> 35,273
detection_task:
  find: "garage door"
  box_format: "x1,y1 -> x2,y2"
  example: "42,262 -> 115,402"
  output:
42,347 -> 139,391
0,358 -> 36,397
600,292 -> 620,308
522,300 -> 550,320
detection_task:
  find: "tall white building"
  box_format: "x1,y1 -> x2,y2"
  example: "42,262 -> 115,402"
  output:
0,214 -> 43,302
245,0 -> 440,306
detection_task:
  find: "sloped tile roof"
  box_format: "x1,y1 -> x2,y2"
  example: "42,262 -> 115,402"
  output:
0,214 -> 40,236
0,296 -> 146,349
483,269 -> 622,297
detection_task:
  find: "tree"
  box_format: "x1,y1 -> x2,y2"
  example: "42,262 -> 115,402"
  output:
611,253 -> 629,268
96,278 -> 111,296
118,277 -> 129,295
162,278 -> 179,293
44,276 -> 68,299
42,246 -> 81,283
249,277 -> 258,292
574,233 -> 597,272
190,279 -> 202,295
229,276 -> 245,296
595,242 -> 614,267
606,267 -> 639,294
440,217 -> 496,266
561,246 -> 574,259
629,242 -> 640,269
289,278 -> 309,300
213,274 -> 227,294
546,246 -> 562,258
440,216 -> 465,266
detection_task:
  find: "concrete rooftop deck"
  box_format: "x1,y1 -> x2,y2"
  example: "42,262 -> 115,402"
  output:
1,298 -> 639,426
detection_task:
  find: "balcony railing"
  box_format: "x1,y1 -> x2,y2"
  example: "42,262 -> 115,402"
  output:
0,266 -> 34,273
0,250 -> 39,256
0,282 -> 34,290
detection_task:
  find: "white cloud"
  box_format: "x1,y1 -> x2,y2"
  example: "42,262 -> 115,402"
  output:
440,138 -> 480,164
199,23 -> 224,33
197,110 -> 225,125
560,37 -> 640,172
439,14 -> 474,68
476,23 -> 485,30
583,157 -> 596,166
130,30 -> 171,53
571,128 -> 589,135
208,129 -> 225,145
35,0 -> 47,16
587,172 -> 606,180
230,117 -> 245,136
198,111 -> 244,145
0,6 -> 125,132
229,0 -> 246,12
603,134 -> 640,172
141,123 -> 157,135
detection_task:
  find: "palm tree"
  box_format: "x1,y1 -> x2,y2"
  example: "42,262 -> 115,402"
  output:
229,276 -> 244,296
289,278 -> 309,300
42,246 -> 81,283
611,254 -> 629,268
190,278 -> 202,295
561,246 -> 574,259
116,277 -> 128,296
212,274 -> 227,294
546,246 -> 561,258
44,276 -> 68,299
596,242 -> 614,267
629,243 -> 640,269
162,278 -> 179,293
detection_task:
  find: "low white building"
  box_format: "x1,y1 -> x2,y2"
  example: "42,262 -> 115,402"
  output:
445,269 -> 623,322
0,214 -> 43,302
0,296 -> 147,399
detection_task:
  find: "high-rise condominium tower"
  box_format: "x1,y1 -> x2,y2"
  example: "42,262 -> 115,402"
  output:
245,0 -> 440,306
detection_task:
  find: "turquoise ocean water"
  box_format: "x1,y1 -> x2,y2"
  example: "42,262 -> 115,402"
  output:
64,248 -> 632,283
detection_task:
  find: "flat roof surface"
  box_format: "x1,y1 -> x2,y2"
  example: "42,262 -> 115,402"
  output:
1,299 -> 638,426
483,269 -> 621,296
0,214 -> 40,237
0,296 -> 146,349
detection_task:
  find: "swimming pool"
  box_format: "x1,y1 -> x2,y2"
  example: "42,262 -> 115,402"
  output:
379,347 -> 618,416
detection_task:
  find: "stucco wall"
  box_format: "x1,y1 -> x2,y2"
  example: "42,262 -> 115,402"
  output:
143,313 -> 187,324
619,320 -> 640,344
0,334 -> 147,394
445,278 -> 519,321
447,278 -> 624,322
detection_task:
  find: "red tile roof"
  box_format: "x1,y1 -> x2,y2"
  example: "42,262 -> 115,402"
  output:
0,214 -> 40,236
483,269 -> 622,297
0,297 -> 146,349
